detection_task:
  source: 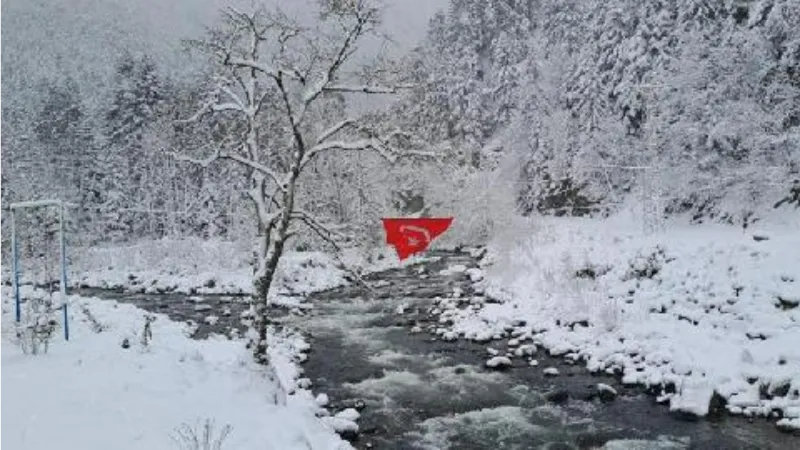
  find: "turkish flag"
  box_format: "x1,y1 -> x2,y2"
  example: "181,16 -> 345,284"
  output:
381,217 -> 454,261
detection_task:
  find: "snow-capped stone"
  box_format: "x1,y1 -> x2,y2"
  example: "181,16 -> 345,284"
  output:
507,338 -> 520,347
597,383 -> 618,402
669,380 -> 714,419
335,408 -> 360,422
193,304 -> 212,312
487,347 -> 500,356
543,367 -> 560,376
410,325 -> 423,333
514,344 -> 537,357
442,331 -> 458,341
296,378 -> 313,389
203,315 -> 219,325
485,356 -> 513,369
466,268 -> 484,282
396,304 -> 408,315
295,340 -> 311,353
449,265 -> 467,273
321,416 -> 359,439
221,307 -> 232,317
528,359 -> 539,367
474,332 -> 492,343
315,393 -> 330,407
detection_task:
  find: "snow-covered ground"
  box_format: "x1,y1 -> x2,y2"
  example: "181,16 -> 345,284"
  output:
436,210 -> 800,430
1,289 -> 352,450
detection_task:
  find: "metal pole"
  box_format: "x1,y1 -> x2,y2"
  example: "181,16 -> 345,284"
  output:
11,209 -> 21,323
59,203 -> 69,341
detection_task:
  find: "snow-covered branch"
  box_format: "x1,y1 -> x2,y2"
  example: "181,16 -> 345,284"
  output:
322,83 -> 415,95
300,6 -> 377,111
225,56 -> 302,82
315,119 -> 356,144
170,148 -> 221,168
301,138 -> 396,171
222,152 -> 287,191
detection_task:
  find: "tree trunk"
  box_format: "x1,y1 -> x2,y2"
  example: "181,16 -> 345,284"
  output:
251,168 -> 298,364
251,220 -> 290,365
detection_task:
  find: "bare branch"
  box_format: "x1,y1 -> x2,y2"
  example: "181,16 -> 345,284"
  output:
300,6 -> 374,110
323,83 -> 415,94
290,209 -> 349,242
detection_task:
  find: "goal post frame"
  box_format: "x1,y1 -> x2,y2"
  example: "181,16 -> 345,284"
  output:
10,199 -> 76,341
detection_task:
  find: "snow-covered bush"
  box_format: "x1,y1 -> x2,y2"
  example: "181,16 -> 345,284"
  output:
170,419 -> 232,450
14,293 -> 58,355
140,314 -> 156,348
434,153 -> 521,247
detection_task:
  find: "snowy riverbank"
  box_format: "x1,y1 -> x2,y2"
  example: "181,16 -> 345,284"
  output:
434,211 -> 800,431
1,289 -> 352,450
58,239 -> 415,305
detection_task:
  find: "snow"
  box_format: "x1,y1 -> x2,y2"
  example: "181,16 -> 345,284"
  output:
334,408 -> 360,422
1,290 -> 351,450
316,393 -> 330,407
437,211 -> 800,423
485,356 -> 512,368
543,367 -> 560,376
597,383 -> 618,396
320,417 -> 358,436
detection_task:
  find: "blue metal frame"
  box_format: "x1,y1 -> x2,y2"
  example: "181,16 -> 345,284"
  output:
10,201 -> 71,341
12,210 -> 21,323
60,204 -> 69,341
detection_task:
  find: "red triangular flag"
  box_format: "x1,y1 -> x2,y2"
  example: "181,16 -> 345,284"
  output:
381,217 -> 454,261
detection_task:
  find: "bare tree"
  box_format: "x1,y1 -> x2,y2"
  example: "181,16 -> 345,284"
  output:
174,0 -> 424,364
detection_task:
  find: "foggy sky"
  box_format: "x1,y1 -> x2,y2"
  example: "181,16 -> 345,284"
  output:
2,0 -> 448,107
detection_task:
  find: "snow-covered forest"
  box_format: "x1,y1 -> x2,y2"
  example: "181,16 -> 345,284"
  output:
4,0 -> 797,249
2,0 -> 800,449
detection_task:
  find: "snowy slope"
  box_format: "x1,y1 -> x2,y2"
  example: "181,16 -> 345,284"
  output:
438,210 -> 800,429
1,291 -> 351,450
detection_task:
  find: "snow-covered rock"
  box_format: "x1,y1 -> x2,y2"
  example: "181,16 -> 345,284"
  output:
514,344 -> 536,357
203,315 -> 219,325
321,416 -> 359,438
669,380 -> 714,419
316,393 -> 330,407
485,356 -> 513,369
597,383 -> 618,402
466,268 -> 484,282
543,367 -> 560,377
335,408 -> 360,422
